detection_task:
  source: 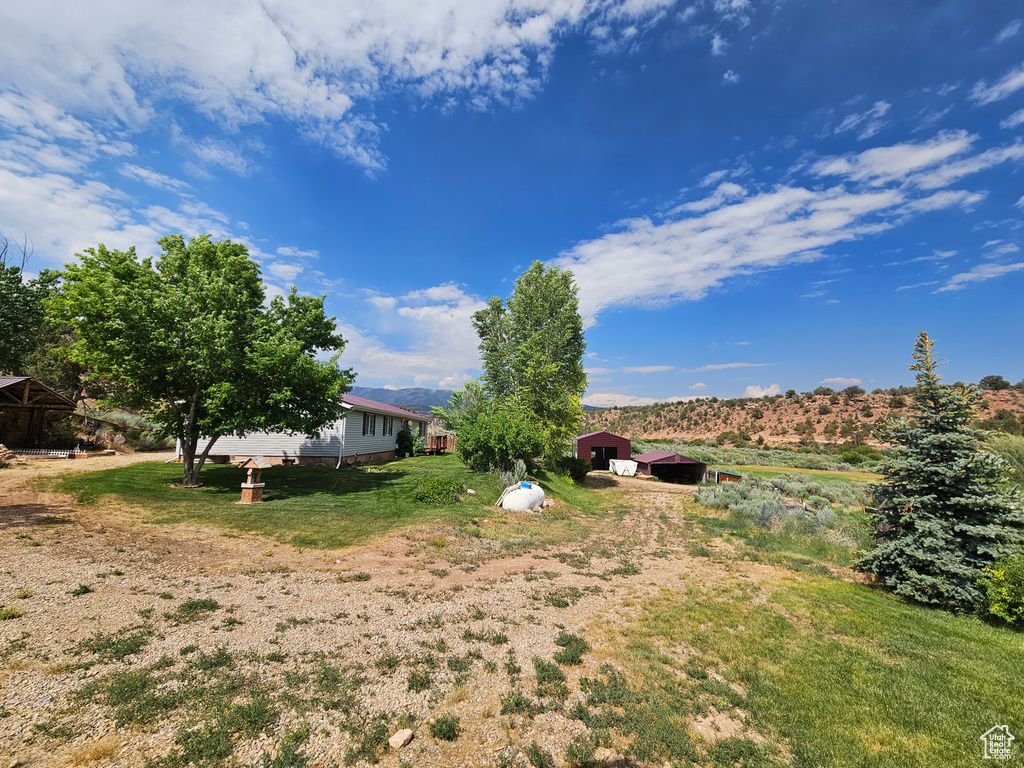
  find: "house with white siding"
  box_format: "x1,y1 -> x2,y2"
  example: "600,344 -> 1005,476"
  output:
180,393 -> 430,467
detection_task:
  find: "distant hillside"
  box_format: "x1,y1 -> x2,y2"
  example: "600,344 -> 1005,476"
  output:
580,389 -> 1024,448
349,386 -> 452,415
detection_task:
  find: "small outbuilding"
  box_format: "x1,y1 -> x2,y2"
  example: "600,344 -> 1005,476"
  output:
574,431 -> 631,470
632,451 -> 707,484
707,468 -> 742,484
0,376 -> 76,450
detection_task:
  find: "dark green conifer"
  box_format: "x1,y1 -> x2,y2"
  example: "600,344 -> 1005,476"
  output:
859,332 -> 1024,610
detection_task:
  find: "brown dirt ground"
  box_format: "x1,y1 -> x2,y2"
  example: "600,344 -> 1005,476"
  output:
0,454 -> 795,767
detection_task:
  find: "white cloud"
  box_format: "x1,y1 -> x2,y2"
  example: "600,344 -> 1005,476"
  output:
934,262 -> 1024,292
0,1 -> 703,171
171,125 -> 258,176
437,373 -> 471,389
986,243 -> 1021,256
743,383 -> 780,398
584,367 -> 615,375
970,61 -> 1024,105
801,290 -> 826,298
558,184 -> 903,320
834,100 -> 890,141
690,362 -> 770,372
671,182 -> 746,213
622,365 -> 675,373
711,34 -> 727,56
689,381 -> 707,390
337,282 -> 486,387
276,246 -> 320,259
821,377 -> 861,386
722,70 -> 740,85
996,19 -> 1022,44
896,280 -> 940,291
118,164 -> 191,194
266,262 -> 305,281
700,170 -> 729,187
1000,108 -> 1024,130
581,392 -> 699,407
810,130 -> 976,187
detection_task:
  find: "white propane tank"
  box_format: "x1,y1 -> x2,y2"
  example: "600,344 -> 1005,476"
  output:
499,481 -> 546,512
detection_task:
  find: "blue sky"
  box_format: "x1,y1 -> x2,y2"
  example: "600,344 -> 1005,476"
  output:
1,0 -> 1022,405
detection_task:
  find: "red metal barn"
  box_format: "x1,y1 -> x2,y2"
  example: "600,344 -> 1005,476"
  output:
632,451 -> 708,484
574,431 -> 631,470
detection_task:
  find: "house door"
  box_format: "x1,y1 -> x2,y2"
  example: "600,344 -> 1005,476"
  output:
590,446 -> 618,470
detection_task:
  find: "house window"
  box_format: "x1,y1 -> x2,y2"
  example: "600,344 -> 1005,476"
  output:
418,421 -> 427,437
363,412 -> 376,436
383,416 -> 394,436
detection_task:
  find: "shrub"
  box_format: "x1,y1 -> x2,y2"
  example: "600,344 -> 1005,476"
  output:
816,508 -> 839,528
551,455 -> 589,485
553,632 -> 590,666
499,458 -> 529,489
978,552 -> 1024,626
564,734 -> 598,768
429,715 -> 460,741
407,670 -> 431,692
525,742 -> 555,768
414,477 -> 463,504
450,389 -> 544,473
0,606 -> 25,620
396,426 -> 415,456
165,598 -> 220,623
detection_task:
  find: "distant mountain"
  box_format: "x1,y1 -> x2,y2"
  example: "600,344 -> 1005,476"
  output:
349,386 -> 452,414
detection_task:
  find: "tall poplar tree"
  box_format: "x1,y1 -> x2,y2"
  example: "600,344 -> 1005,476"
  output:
859,332 -> 1024,611
471,261 -> 587,460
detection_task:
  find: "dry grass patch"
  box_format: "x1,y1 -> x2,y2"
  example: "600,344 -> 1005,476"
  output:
69,734 -> 121,765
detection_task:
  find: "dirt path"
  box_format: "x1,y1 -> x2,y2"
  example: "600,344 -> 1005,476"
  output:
0,467 -> 771,768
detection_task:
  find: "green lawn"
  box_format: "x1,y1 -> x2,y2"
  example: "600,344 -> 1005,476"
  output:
51,454 -> 611,550
601,506 -> 1024,768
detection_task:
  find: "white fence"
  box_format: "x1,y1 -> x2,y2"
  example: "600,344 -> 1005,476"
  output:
13,447 -> 86,458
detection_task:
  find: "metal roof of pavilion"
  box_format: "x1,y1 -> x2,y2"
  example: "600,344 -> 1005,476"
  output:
0,376 -> 76,410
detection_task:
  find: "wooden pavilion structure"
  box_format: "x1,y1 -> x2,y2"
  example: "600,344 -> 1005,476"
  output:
0,376 -> 76,449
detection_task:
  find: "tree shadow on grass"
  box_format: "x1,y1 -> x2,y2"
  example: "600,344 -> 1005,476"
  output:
0,504 -> 78,529
185,464 -> 409,502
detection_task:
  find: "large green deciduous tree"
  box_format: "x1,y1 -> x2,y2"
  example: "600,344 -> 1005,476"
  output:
858,332 -> 1024,611
50,234 -> 354,485
0,242 -> 46,374
471,261 -> 587,461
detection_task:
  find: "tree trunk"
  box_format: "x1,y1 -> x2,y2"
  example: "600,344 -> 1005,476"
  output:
180,432 -> 201,486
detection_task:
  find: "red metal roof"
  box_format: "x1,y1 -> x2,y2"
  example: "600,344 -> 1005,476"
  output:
632,451 -> 705,465
576,431 -> 623,440
341,393 -> 429,421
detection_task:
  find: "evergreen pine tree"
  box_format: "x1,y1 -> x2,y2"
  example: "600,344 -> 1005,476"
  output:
859,332 -> 1024,611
